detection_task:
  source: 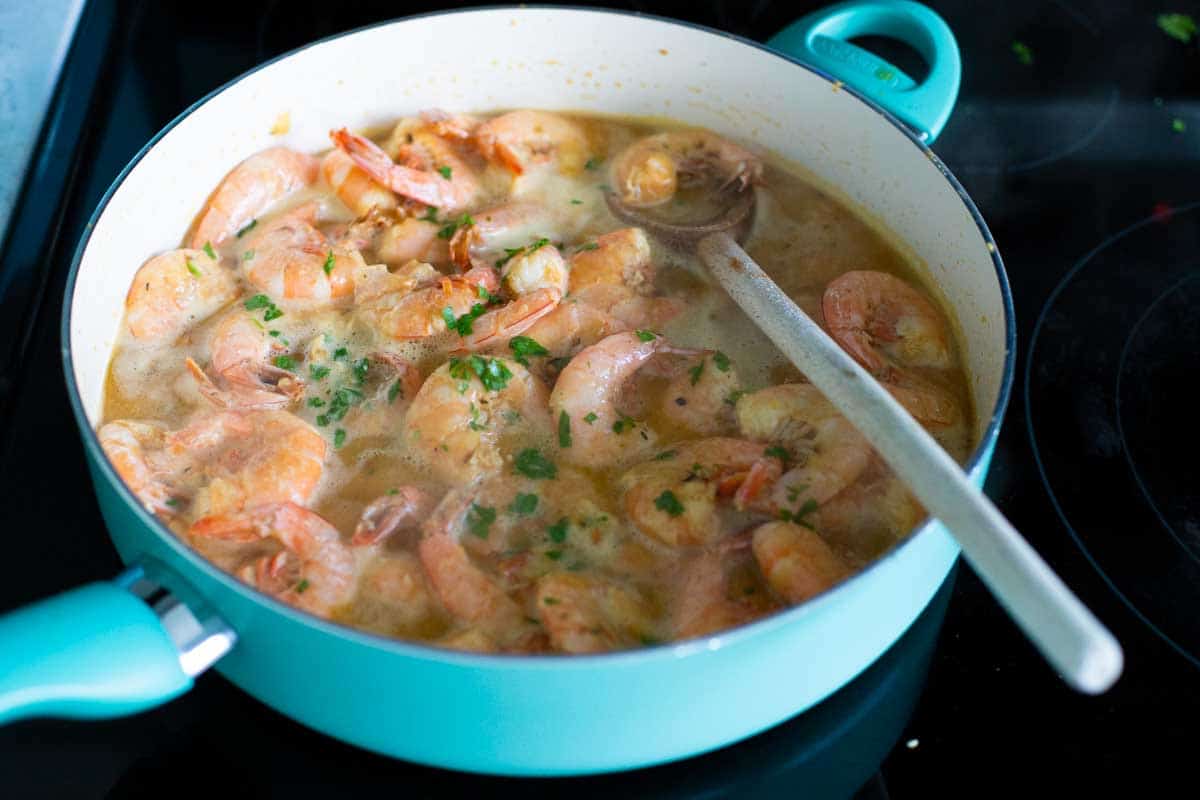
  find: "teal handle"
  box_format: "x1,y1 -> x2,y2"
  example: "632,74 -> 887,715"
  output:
0,581 -> 191,724
768,0 -> 962,142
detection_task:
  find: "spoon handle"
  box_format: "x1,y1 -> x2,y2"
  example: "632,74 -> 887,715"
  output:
698,232 -> 1123,694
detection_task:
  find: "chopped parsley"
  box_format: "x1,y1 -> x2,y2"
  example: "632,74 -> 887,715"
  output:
185,258 -> 202,277
584,157 -> 601,170
779,498 -> 819,529
322,250 -> 335,276
514,448 -> 557,479
1158,12 -> 1197,43
419,206 -> 439,223
654,450 -> 678,461
713,351 -> 731,372
689,360 -> 705,386
448,355 -> 513,391
509,493 -> 539,515
242,249 -> 255,261
509,335 -> 549,366
268,330 -> 281,338
1011,41 -> 1033,66
443,303 -> 487,336
437,165 -> 452,179
546,517 -> 569,543
545,550 -> 563,561
466,503 -> 496,538
295,578 -> 310,594
387,379 -> 402,404
436,213 -> 474,240
351,357 -> 370,385
558,410 -> 572,448
724,389 -> 746,407
307,397 -> 325,408
333,347 -> 348,360
635,329 -> 657,342
612,415 -> 634,434
1173,118 -> 1187,133
164,497 -> 180,508
244,293 -> 284,322
316,414 -> 330,427
333,428 -> 346,449
203,241 -> 217,260
570,198 -> 583,205
477,283 -> 495,303
326,385 -> 364,422
654,490 -> 685,517
764,445 -> 791,463
543,596 -> 560,605
495,237 -> 551,269
584,412 -> 598,425
236,219 -> 257,238
468,403 -> 486,431
309,364 -> 331,380
272,355 -> 296,370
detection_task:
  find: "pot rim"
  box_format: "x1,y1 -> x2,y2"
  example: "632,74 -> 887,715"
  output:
60,4 -> 1016,670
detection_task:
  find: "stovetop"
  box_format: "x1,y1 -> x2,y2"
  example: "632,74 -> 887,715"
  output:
1,0 -> 1198,796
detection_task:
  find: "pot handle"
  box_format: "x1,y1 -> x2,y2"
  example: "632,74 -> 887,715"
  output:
768,0 -> 961,142
0,566 -> 235,725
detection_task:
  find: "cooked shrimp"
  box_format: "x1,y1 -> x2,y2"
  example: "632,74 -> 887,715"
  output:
474,110 -> 588,175
810,464 -> 924,562
660,351 -> 742,436
320,148 -> 397,216
189,147 -> 319,249
672,549 -> 768,639
535,572 -> 656,654
186,312 -> 301,409
521,284 -> 682,360
98,420 -> 177,514
354,553 -> 439,634
823,270 -> 953,375
124,249 -> 239,344
461,287 -> 562,351
330,127 -> 480,212
568,227 -> 654,294
448,201 -> 560,270
168,410 -> 325,518
610,130 -> 762,208
735,383 -> 872,512
190,502 -> 354,617
404,356 -> 550,485
550,331 -> 699,468
359,264 -> 500,340
752,520 -> 849,604
620,438 -> 781,548
418,490 -> 527,642
242,211 -> 359,308
437,628 -> 499,653
351,485 -> 436,547
375,217 -> 449,266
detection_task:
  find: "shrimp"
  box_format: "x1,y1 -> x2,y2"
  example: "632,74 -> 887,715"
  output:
447,202 -> 561,271
459,244 -> 568,350
734,384 -> 872,513
417,490 -> 528,643
330,127 -> 480,212
549,331 -> 694,468
375,217 -> 449,266
521,285 -> 683,360
810,463 -> 924,562
404,356 -> 550,485
320,148 -> 397,217
672,548 -> 770,639
359,264 -> 499,340
610,130 -> 762,208
474,110 -> 589,175
351,486 -> 436,547
185,312 -> 302,410
353,553 -> 439,634
660,350 -> 742,436
124,249 -> 239,344
751,520 -> 849,604
535,573 -> 657,654
620,438 -> 781,548
822,270 -> 954,375
189,147 -> 319,249
568,227 -> 654,294
242,210 -> 359,308
98,420 -> 177,514
189,502 -> 355,618
168,409 -> 326,518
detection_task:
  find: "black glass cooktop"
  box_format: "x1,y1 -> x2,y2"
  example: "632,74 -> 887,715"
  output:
2,1 -> 1199,796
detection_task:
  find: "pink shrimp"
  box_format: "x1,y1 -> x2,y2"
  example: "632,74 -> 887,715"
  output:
189,147 -> 319,249
124,249 -> 239,344
360,264 -> 500,340
474,110 -> 589,175
330,127 -> 480,213
535,572 -> 658,654
98,420 -> 178,514
186,312 -> 302,409
610,130 -> 762,208
190,502 -> 355,618
568,227 -> 655,294
751,520 -> 850,604
320,148 -> 398,217
241,209 -> 358,308
351,485 -> 436,547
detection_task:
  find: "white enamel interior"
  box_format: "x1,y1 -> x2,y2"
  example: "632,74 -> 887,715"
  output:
70,7 -> 1006,446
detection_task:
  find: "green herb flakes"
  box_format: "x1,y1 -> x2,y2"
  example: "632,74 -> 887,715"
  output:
436,213 -> 474,240
654,490 -> 685,517
323,250 -> 335,276
515,449 -> 557,479
547,518 -> 569,543
612,416 -> 634,434
333,347 -> 348,360
545,550 -> 563,561
654,450 -> 678,461
352,357 -> 370,384
509,493 -> 539,515
309,364 -> 331,380
584,157 -> 601,171
437,165 -> 452,179
689,361 -> 705,386
635,329 -> 657,342
333,428 -> 346,448
420,206 -> 439,223
467,503 -> 496,538
570,198 -> 583,205
295,578 -> 310,594
1158,12 -> 1198,43
387,379 -> 402,404
185,258 -> 202,277
236,219 -> 258,238
203,241 -> 217,260
1173,117 -> 1187,133
584,412 -> 598,425
1011,41 -> 1033,65
509,335 -> 549,366
307,397 -> 325,408
272,355 -> 296,370
242,249 -> 255,261
444,303 -> 487,336
713,351 -> 731,372
558,410 -> 572,448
